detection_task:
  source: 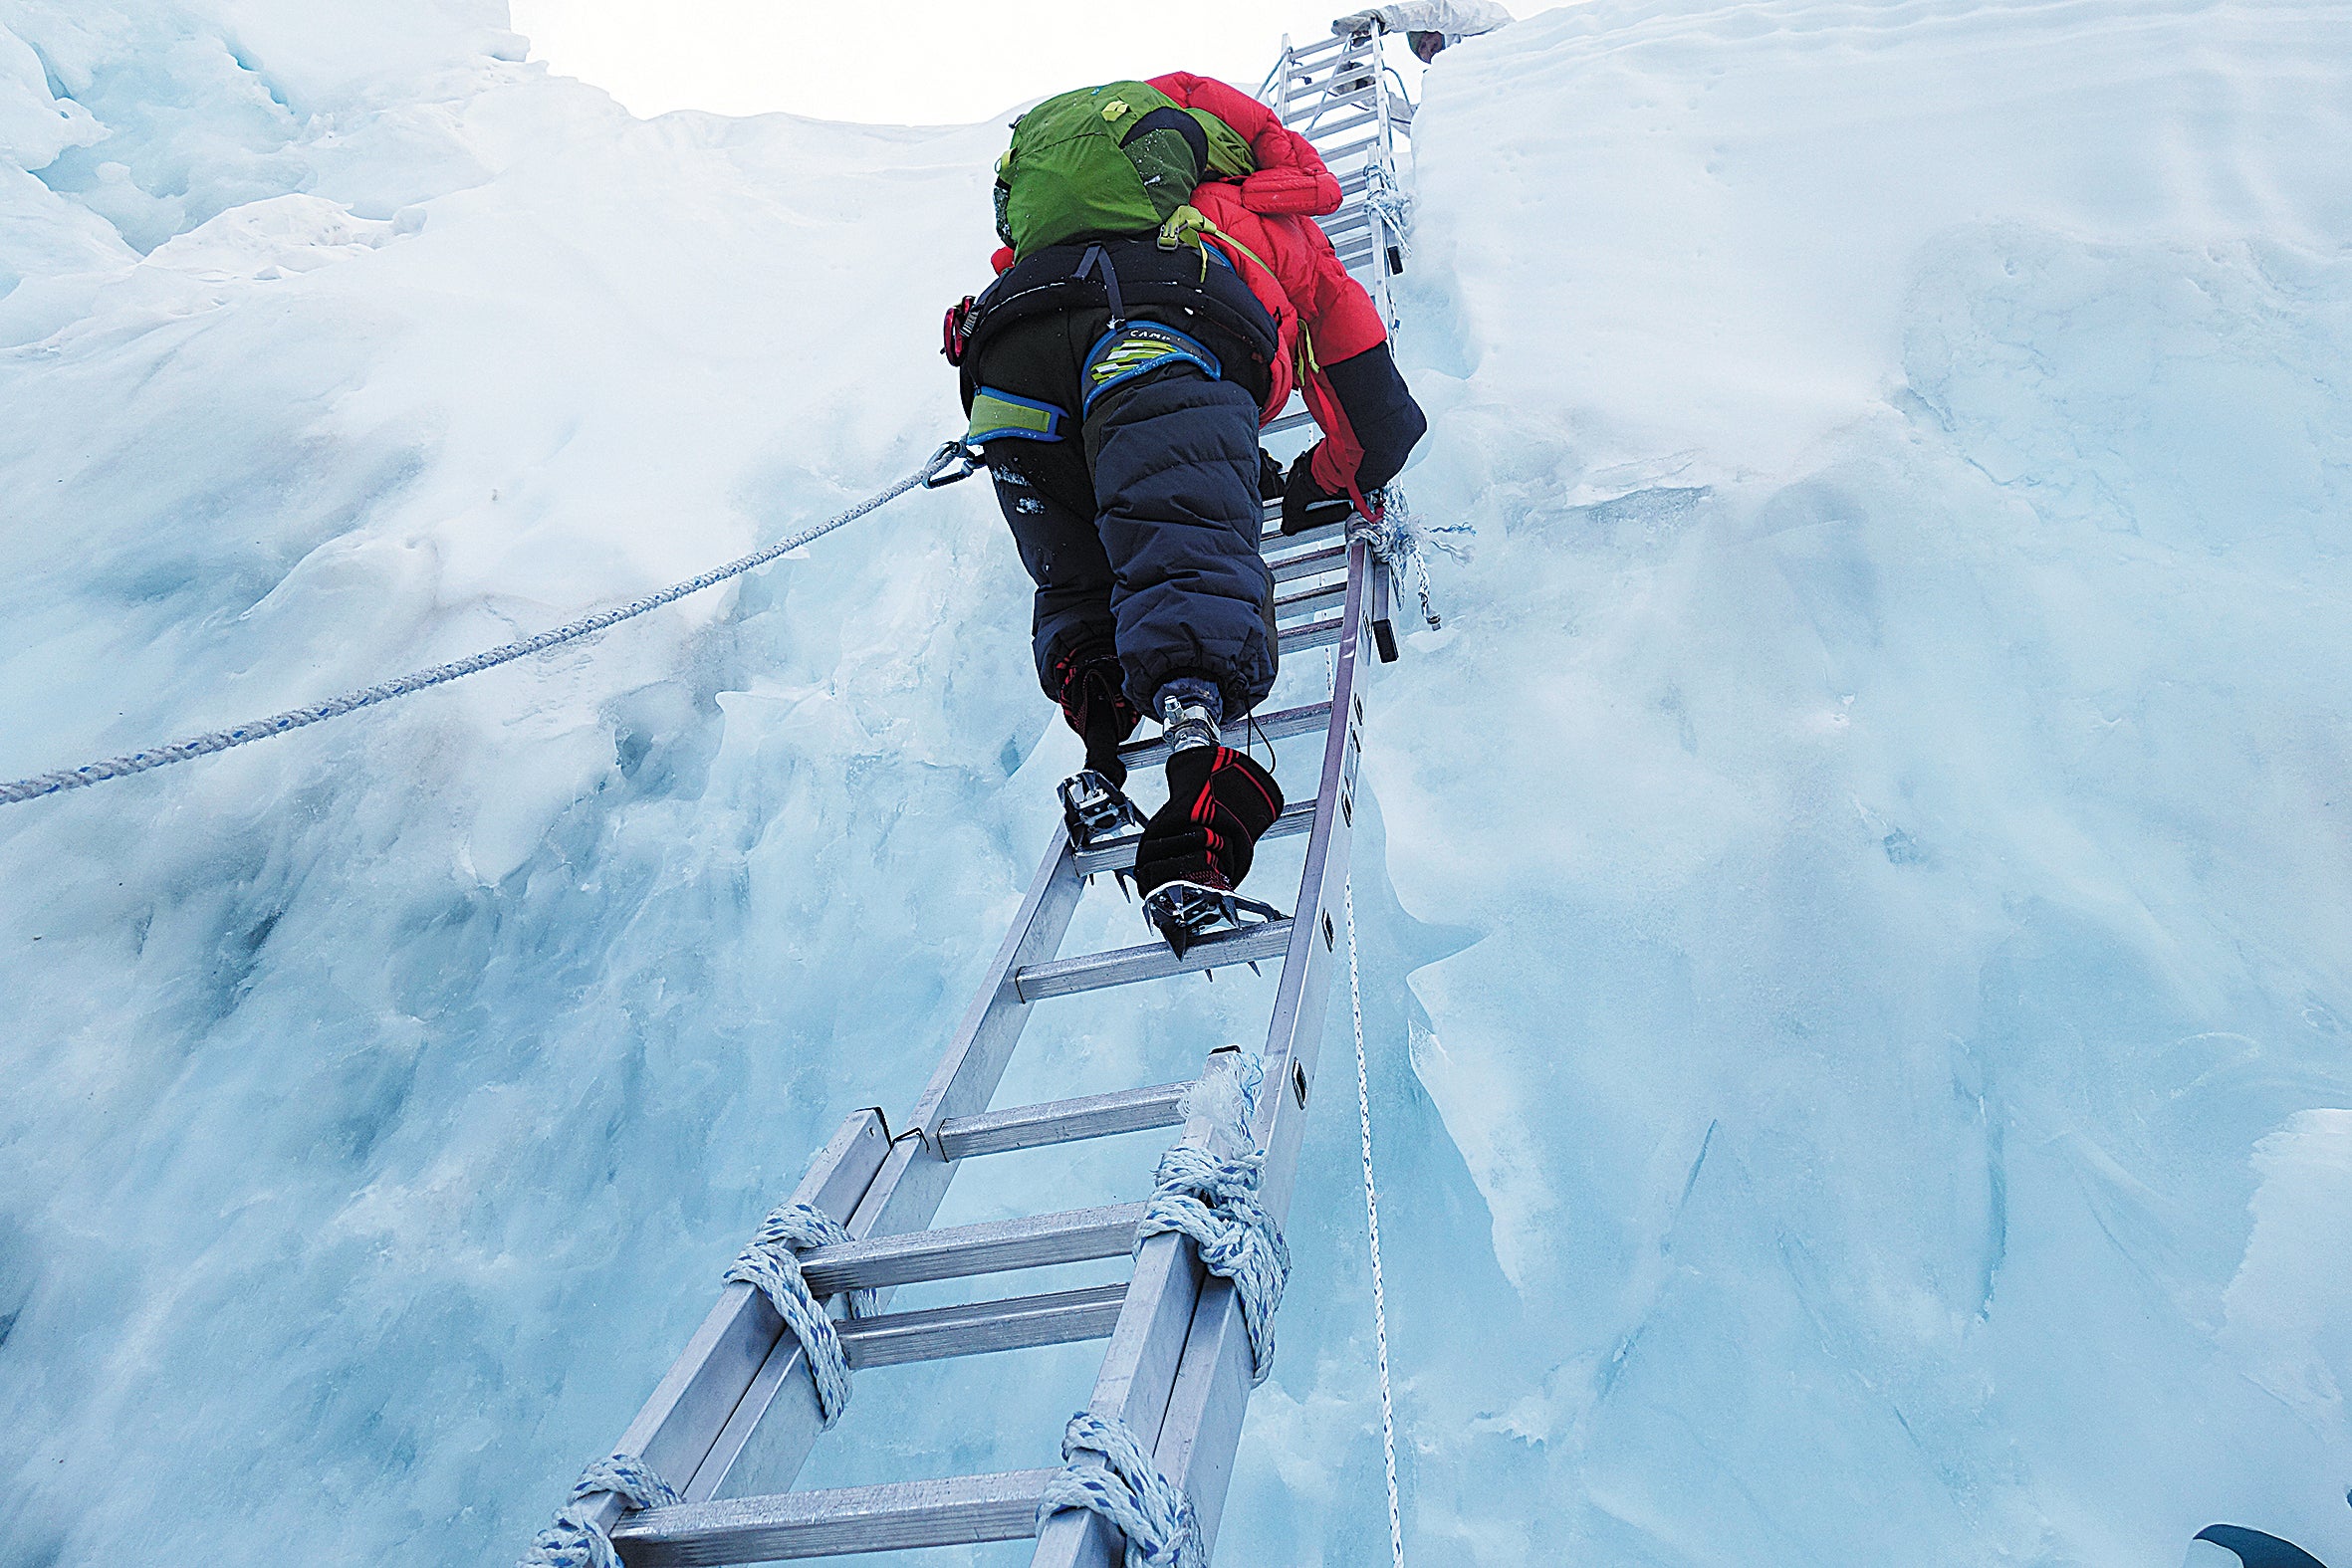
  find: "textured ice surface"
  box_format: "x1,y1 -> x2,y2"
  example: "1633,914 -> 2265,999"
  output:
1,0 -> 2348,1565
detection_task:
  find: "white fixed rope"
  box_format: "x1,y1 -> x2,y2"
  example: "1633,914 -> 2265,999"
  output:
0,440 -> 982,809
1346,878 -> 1407,1568
518,25 -> 1432,1568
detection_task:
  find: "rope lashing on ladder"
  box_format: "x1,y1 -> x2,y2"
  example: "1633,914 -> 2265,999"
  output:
1351,486 -> 1469,634
1363,168 -> 1414,267
1137,1144 -> 1292,1385
1134,1055 -> 1291,1385
723,1202 -> 875,1428
519,1453 -> 680,1568
0,439 -> 986,809
1037,1411 -> 1206,1568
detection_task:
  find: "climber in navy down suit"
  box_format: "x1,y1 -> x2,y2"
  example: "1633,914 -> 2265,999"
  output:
943,71 -> 1426,949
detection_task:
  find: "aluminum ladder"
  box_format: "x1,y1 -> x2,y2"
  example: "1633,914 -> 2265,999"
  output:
563,30 -> 1416,1567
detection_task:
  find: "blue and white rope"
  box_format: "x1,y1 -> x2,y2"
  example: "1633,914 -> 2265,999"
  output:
1136,1139 -> 1291,1386
1346,878 -> 1407,1568
1037,1411 -> 1204,1568
723,1202 -> 872,1428
1351,487 -> 1467,632
519,1452 -> 679,1568
0,441 -> 979,808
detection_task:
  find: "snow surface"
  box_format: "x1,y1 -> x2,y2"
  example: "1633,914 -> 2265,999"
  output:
1,1 -> 2348,1566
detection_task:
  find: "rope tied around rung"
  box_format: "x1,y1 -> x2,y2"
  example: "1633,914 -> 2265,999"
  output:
1351,486 -> 1469,633
723,1202 -> 875,1428
1037,1411 -> 1205,1568
518,1453 -> 679,1568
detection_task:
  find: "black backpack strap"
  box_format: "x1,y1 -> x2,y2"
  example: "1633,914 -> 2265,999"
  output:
1119,106 -> 1210,185
1073,244 -> 1127,328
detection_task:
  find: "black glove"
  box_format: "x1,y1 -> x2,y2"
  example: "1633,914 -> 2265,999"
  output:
1258,448 -> 1287,503
1281,448 -> 1356,537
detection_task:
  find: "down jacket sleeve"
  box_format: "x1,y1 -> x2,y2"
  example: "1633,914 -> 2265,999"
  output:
1149,72 -> 1343,217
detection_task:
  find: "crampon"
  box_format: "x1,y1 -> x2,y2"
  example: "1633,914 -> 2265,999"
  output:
1058,771 -> 1145,882
1140,877 -> 1288,961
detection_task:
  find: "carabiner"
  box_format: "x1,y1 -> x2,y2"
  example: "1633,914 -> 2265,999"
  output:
920,440 -> 988,488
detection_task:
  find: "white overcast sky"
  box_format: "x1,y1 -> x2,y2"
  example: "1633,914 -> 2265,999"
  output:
506,2 -> 1525,125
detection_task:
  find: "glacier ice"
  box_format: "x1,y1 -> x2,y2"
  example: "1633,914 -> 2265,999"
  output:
1,0 -> 2348,1565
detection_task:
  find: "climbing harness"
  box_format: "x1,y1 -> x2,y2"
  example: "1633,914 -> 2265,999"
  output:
0,441 -> 982,810
1345,879 -> 1408,1568
516,25 -> 1428,1568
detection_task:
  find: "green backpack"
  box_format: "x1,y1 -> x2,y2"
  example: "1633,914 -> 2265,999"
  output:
993,81 -> 1255,258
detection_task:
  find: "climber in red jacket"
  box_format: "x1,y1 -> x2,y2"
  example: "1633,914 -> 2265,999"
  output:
967,72 -> 1422,524
1142,72 -> 1421,522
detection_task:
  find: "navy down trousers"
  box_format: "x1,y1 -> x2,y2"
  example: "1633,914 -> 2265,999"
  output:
971,310 -> 1279,722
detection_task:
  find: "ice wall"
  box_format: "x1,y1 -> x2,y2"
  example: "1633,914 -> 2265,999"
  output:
0,4 -> 1056,1562
1,0 -> 2347,1565
1344,0 -> 2352,1562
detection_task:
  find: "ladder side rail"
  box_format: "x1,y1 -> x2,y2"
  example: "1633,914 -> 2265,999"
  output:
1366,23 -> 1397,325
1032,547 -> 1375,1568
692,833 -> 1087,1501
557,1109 -> 891,1541
1375,30 -> 1405,325
1028,1049 -> 1256,1568
1151,539 -> 1374,1555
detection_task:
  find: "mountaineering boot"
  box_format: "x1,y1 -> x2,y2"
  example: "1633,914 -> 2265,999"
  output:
1136,681 -> 1287,955
1052,648 -> 1146,860
1054,649 -> 1141,786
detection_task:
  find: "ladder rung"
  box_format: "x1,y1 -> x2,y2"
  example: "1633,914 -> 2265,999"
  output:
1015,919 -> 1295,1003
836,1283 -> 1127,1369
936,1081 -> 1191,1160
1284,51 -> 1378,95
1072,799 -> 1315,880
797,1203 -> 1147,1295
1299,107 -> 1380,141
1273,541 -> 1346,583
611,1468 -> 1057,1564
1263,408 -> 1315,437
1281,33 -> 1350,66
1284,88 -> 1378,127
1265,516 -> 1345,549
1117,699 -> 1332,770
1278,578 -> 1344,618
1278,614 -> 1345,654
1313,135 -> 1381,164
